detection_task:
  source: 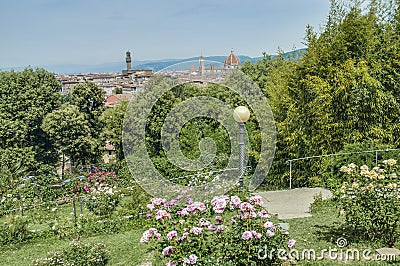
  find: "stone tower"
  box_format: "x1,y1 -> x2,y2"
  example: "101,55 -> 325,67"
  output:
199,55 -> 204,75
126,51 -> 132,71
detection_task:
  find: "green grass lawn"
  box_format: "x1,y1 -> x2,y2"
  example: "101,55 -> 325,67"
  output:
287,198 -> 400,265
0,229 -> 148,266
0,199 -> 150,266
1,196 -> 399,265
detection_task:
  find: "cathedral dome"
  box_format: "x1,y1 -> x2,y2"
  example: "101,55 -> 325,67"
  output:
224,50 -> 240,67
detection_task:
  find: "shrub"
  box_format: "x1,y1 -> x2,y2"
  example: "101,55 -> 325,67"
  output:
116,184 -> 151,228
74,170 -> 120,216
0,193 -> 17,216
321,141 -> 399,189
336,160 -> 400,246
36,165 -> 62,202
49,214 -> 83,239
0,214 -> 32,245
32,240 -> 110,266
140,192 -> 294,265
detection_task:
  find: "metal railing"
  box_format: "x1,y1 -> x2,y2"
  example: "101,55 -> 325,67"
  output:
286,148 -> 400,189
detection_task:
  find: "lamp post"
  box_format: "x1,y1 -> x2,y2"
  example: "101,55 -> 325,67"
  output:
233,106 -> 250,190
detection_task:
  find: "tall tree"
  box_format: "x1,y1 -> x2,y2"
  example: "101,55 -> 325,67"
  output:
103,100 -> 128,162
69,82 -> 105,130
243,0 -> 400,188
0,68 -> 61,170
68,82 -> 106,163
41,104 -> 95,176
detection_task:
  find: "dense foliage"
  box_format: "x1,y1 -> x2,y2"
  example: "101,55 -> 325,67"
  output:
242,0 -> 400,188
123,76 -> 262,181
0,68 -> 61,170
102,100 -> 128,163
42,104 -> 95,168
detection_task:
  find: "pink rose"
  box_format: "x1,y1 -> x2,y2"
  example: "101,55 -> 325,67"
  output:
251,230 -> 262,239
240,202 -> 254,212
189,254 -> 198,264
151,198 -> 166,206
288,239 -> 296,248
242,231 -> 253,240
167,230 -> 178,240
162,246 -> 174,256
230,196 -> 242,209
257,209 -> 271,219
155,210 -> 171,220
249,195 -> 263,206
266,229 -> 275,237
190,227 -> 203,235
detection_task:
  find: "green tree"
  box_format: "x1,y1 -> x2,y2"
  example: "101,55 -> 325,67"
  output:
0,68 -> 61,170
123,75 -> 262,181
69,82 -> 105,130
103,100 -> 128,162
68,82 -> 106,164
41,104 -> 96,176
242,0 -> 400,188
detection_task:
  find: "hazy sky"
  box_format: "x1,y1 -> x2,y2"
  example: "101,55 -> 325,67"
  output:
0,0 -> 331,68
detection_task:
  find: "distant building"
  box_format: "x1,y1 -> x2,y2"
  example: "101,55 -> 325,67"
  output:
159,50 -> 242,85
103,141 -> 116,164
199,55 -> 204,75
122,50 -> 153,77
126,51 -> 132,71
57,50 -> 153,96
224,50 -> 240,69
104,93 -> 133,108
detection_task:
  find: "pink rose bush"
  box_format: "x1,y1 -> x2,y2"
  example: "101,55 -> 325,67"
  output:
140,192 -> 293,265
162,246 -> 174,256
73,171 -> 120,216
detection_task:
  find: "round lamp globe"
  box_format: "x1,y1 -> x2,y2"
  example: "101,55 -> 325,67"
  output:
233,106 -> 250,123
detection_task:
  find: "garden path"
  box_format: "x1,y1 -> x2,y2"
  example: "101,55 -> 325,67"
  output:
256,187 -> 333,219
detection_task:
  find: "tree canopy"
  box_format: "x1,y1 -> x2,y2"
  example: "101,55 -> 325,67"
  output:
41,104 -> 95,167
242,0 -> 400,188
0,68 -> 61,170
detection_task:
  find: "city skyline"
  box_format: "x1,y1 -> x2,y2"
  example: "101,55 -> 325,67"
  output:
1,0 -> 330,69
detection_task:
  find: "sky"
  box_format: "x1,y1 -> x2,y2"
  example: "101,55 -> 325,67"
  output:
0,0 -> 331,68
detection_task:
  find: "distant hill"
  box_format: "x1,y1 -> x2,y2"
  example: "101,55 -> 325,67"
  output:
1,49 -> 306,74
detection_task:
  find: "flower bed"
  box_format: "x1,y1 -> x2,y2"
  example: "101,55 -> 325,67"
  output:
337,159 -> 400,246
73,171 -> 120,216
140,192 -> 294,265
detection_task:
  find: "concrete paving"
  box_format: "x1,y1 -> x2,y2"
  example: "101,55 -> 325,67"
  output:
256,187 -> 333,219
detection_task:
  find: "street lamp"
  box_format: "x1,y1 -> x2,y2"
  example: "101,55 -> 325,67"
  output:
233,106 -> 250,190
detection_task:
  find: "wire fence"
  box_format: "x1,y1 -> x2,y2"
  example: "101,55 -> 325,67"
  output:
285,148 -> 400,189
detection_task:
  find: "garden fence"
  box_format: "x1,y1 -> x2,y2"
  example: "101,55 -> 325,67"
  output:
285,148 -> 400,189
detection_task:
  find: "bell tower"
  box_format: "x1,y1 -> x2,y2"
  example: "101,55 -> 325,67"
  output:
126,51 -> 132,71
199,55 -> 204,75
